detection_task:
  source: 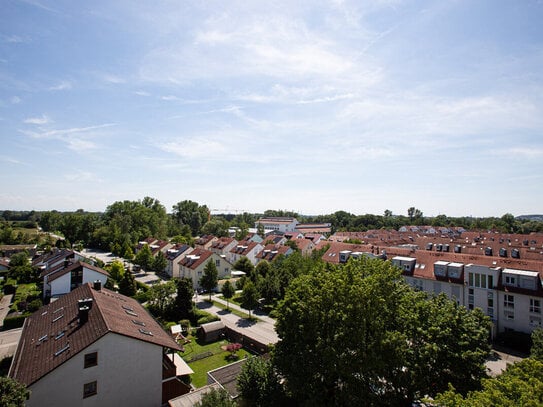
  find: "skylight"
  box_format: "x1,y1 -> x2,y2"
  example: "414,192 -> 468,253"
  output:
139,328 -> 153,336
132,320 -> 145,326
52,314 -> 64,323
54,343 -> 70,357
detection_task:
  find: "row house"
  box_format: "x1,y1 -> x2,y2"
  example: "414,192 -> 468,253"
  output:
255,244 -> 293,264
9,282 -> 186,407
165,244 -> 193,278
33,249 -> 89,271
293,238 -> 316,256
178,248 -> 232,290
136,239 -> 174,257
227,241 -> 264,265
194,235 -> 218,250
208,237 -> 238,258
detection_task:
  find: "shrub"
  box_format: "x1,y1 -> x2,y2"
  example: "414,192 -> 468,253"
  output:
27,299 -> 42,313
197,314 -> 220,326
3,284 -> 16,295
3,314 -> 28,330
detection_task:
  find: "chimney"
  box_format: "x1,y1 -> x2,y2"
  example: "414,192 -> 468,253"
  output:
93,280 -> 102,291
78,298 -> 93,325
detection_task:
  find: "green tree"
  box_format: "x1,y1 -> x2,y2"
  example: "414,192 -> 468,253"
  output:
238,356 -> 286,407
531,328 -> 543,361
147,281 -> 176,317
233,256 -> 255,281
274,258 -> 491,407
107,260 -> 125,282
172,200 -> 210,236
201,218 -> 228,237
151,251 -> 167,274
134,244 -> 153,271
234,222 -> 249,241
240,280 -> 259,319
258,268 -> 281,305
195,387 -> 235,407
256,222 -> 265,237
432,358 -> 543,407
8,251 -> 35,283
118,270 -> 137,297
174,278 -> 194,320
200,260 -> 218,301
221,280 -> 235,310
0,376 -> 30,407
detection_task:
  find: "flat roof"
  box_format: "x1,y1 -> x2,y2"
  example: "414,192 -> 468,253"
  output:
502,268 -> 539,277
393,256 -> 416,262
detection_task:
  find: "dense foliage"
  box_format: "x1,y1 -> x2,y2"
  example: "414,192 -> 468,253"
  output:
0,376 -> 30,407
273,257 -> 491,407
432,358 -> 543,406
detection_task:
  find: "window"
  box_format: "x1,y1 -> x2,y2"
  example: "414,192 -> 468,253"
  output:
505,275 -> 516,286
83,381 -> 97,398
530,299 -> 541,314
84,352 -> 97,368
468,272 -> 474,287
215,259 -> 220,267
488,275 -> 494,289
504,294 -> 514,309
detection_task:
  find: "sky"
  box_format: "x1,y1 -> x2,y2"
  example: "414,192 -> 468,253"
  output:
1,0 -> 542,218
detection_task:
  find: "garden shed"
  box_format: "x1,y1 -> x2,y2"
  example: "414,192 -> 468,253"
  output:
198,321 -> 225,343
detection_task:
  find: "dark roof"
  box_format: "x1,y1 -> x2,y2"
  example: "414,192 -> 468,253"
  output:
10,283 -> 181,386
207,358 -> 246,398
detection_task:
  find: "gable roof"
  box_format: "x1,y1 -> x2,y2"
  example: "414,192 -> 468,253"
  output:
178,248 -> 214,270
46,261 -> 110,283
10,283 -> 181,387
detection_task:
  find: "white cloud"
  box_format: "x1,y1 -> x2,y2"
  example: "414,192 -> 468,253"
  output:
24,114 -> 51,125
49,80 -> 72,91
134,90 -> 150,96
11,96 -> 21,104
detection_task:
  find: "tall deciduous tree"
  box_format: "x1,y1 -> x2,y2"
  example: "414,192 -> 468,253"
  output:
238,356 -> 286,407
174,278 -> 194,320
233,256 -> 255,281
118,269 -> 137,297
221,280 -> 235,310
432,358 -> 543,406
134,244 -> 153,271
172,200 -> 209,236
241,280 -> 259,319
531,328 -> 543,361
274,257 -> 491,407
195,388 -> 235,407
200,260 -> 218,300
152,251 -> 167,274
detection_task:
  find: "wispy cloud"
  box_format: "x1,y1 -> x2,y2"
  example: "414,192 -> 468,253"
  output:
20,123 -> 117,152
2,35 -> 27,43
11,96 -> 21,104
48,80 -> 72,91
24,114 -> 51,125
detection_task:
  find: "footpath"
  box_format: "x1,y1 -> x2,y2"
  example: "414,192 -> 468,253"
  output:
0,294 -> 22,360
195,294 -> 279,347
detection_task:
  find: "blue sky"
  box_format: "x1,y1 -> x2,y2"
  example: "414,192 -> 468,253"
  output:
1,0 -> 542,217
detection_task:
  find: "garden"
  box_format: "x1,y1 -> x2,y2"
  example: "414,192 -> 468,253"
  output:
181,333 -> 250,388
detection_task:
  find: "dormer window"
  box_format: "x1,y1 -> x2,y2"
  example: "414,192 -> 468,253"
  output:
505,275 -> 516,286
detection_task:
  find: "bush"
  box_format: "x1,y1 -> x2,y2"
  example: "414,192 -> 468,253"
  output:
133,290 -> 150,303
136,280 -> 149,292
3,284 -> 16,295
197,315 -> 220,326
3,314 -> 28,330
27,298 -> 42,313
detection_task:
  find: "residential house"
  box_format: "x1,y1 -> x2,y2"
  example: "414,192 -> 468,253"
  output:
41,260 -> 109,299
227,241 -> 264,265
9,282 -> 186,407
295,223 -> 332,235
256,244 -> 293,263
293,238 -> 316,257
209,237 -> 238,258
165,244 -> 194,278
178,248 -> 232,290
194,235 -> 218,250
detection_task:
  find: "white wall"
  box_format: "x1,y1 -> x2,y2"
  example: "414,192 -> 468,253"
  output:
27,333 -> 163,407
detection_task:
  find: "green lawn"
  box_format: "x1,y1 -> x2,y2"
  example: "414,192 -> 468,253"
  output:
181,336 -> 250,388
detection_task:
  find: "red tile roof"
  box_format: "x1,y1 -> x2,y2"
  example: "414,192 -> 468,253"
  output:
178,248 -> 213,270
10,283 -> 181,387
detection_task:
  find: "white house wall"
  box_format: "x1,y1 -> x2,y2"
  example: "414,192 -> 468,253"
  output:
27,333 -> 163,407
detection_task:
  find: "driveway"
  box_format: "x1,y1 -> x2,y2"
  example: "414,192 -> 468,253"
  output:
0,328 -> 22,360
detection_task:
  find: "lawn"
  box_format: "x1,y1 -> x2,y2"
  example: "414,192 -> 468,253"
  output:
181,335 -> 251,388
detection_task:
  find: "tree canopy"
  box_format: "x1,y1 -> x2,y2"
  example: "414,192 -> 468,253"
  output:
200,260 -> 218,300
0,376 -> 30,407
273,257 -> 491,407
432,358 -> 543,407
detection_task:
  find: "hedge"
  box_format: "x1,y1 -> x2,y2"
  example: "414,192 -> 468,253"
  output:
3,314 -> 28,330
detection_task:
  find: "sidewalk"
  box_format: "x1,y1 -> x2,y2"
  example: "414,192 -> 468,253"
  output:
195,297 -> 279,346
0,294 -> 14,328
